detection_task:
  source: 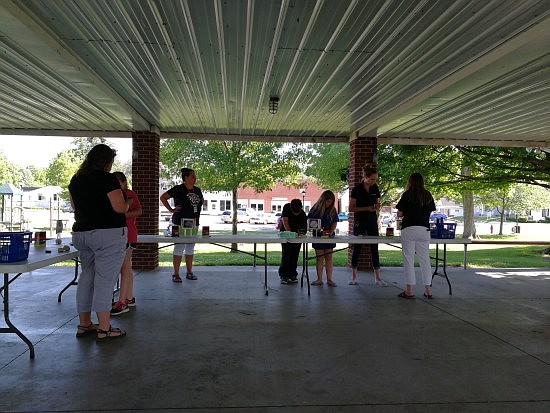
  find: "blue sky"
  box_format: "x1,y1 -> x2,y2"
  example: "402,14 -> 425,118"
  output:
0,135 -> 132,167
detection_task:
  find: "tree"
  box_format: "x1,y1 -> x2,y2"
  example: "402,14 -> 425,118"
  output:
70,137 -> 108,160
305,144 -> 349,192
448,146 -> 550,189
478,186 -> 511,235
160,139 -> 306,240
0,153 -> 21,186
18,165 -> 47,187
45,150 -> 81,201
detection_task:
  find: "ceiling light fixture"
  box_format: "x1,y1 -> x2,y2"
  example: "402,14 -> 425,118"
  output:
269,96 -> 279,114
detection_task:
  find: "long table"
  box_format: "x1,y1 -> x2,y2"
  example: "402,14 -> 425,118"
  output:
288,236 -> 471,295
138,234 -> 288,295
1,241 -> 79,359
138,234 -> 471,296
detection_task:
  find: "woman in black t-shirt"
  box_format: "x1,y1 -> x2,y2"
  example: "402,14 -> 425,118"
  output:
69,144 -> 130,343
349,167 -> 387,286
160,167 -> 204,282
396,173 -> 436,299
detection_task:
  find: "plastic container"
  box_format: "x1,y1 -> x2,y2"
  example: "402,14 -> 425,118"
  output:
278,231 -> 297,238
0,231 -> 33,263
430,222 -> 457,239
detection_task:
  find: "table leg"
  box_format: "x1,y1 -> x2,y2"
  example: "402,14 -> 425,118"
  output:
299,242 -> 310,296
264,243 -> 268,296
432,244 -> 452,295
1,273 -> 35,359
58,258 -> 79,302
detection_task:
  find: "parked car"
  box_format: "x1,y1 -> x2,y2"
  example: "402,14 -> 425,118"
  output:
221,209 -> 252,223
430,212 -> 448,221
264,212 -> 280,224
220,210 -> 232,223
249,213 -> 267,224
338,212 -> 349,221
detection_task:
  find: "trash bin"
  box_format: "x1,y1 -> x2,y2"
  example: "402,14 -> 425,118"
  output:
512,225 -> 520,233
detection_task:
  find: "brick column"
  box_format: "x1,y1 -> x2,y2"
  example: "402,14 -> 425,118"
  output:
348,136 -> 377,270
132,131 -> 160,269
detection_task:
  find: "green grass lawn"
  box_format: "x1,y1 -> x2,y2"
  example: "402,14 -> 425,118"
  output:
155,244 -> 549,268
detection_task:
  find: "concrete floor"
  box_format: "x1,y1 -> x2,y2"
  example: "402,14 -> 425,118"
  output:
1,263 -> 549,412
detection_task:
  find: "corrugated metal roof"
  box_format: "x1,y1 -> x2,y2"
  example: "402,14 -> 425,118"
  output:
0,0 -> 549,147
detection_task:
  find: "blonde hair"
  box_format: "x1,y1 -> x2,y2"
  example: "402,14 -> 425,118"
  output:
310,190 -> 337,219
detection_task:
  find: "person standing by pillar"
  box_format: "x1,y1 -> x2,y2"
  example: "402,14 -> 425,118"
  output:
160,168 -> 204,283
349,167 -> 387,286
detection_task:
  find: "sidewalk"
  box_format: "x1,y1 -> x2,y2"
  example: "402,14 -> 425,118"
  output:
1,265 -> 549,412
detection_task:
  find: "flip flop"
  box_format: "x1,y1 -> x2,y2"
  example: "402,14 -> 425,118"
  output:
423,293 -> 433,299
398,291 -> 415,299
311,280 -> 323,286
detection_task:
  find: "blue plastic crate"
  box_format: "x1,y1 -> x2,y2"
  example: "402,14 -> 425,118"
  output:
0,232 -> 33,263
430,222 -> 456,239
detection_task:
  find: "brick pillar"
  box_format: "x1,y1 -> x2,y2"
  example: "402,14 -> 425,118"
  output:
132,131 -> 160,270
348,136 -> 377,270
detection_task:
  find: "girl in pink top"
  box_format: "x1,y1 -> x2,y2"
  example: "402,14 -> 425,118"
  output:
111,172 -> 142,315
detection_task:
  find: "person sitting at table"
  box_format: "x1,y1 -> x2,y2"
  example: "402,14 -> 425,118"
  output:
160,167 -> 204,283
307,190 -> 339,287
278,198 -> 307,284
110,171 -> 142,315
395,172 -> 436,299
69,144 -> 130,342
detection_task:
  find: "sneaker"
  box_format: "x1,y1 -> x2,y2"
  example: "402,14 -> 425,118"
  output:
126,297 -> 136,307
288,278 -> 298,284
110,301 -> 129,315
375,279 -> 388,287
280,278 -> 289,284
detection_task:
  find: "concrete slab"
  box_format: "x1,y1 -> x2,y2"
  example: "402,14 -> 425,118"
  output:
1,265 -> 549,412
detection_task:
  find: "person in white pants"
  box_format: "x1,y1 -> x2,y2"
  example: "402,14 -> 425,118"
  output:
395,173 -> 436,299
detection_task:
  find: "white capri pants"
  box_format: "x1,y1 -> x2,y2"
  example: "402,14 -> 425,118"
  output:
173,243 -> 195,256
401,226 -> 432,286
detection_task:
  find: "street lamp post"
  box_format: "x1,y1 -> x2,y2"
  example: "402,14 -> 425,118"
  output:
300,189 -> 306,205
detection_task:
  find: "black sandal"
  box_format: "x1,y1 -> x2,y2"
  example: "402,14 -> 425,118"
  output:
76,323 -> 98,338
186,272 -> 197,280
96,326 -> 126,343
172,274 -> 182,283
398,291 -> 415,299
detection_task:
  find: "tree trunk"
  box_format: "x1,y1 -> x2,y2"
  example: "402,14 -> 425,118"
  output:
462,190 -> 477,239
461,167 -> 477,239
